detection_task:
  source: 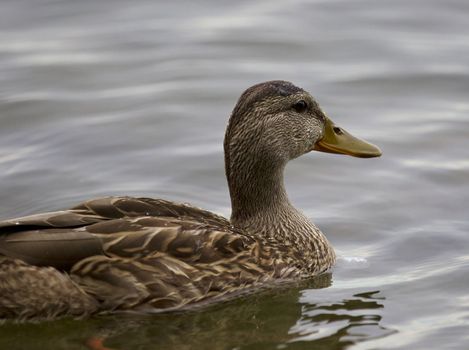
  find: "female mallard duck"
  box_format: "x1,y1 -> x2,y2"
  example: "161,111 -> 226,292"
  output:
0,81 -> 381,320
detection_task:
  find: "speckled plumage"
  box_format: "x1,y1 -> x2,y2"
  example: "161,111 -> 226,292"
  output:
0,81 -> 355,320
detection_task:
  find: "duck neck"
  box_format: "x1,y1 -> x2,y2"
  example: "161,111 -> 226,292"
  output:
227,157 -> 314,245
225,148 -> 335,273
229,161 -> 291,224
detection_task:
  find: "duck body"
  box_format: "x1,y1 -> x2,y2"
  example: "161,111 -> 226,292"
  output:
0,196 -> 334,320
0,81 -> 380,320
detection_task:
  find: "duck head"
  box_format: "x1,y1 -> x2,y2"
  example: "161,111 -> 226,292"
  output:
224,80 -> 381,221
225,80 -> 381,175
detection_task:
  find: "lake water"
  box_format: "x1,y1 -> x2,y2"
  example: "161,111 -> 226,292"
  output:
0,0 -> 468,349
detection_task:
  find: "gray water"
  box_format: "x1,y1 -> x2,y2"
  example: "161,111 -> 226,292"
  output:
0,0 -> 468,349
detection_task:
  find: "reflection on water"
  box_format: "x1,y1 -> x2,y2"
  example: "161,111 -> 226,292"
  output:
0,275 -> 393,350
290,290 -> 394,349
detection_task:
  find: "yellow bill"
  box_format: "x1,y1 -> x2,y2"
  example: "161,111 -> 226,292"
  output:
314,117 -> 382,158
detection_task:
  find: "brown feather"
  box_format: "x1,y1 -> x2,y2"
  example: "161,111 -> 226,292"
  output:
0,81 -> 339,320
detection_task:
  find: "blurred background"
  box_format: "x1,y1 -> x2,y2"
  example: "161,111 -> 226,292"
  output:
0,0 -> 468,349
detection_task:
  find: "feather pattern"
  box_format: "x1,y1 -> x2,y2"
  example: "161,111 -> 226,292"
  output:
0,196 -> 315,319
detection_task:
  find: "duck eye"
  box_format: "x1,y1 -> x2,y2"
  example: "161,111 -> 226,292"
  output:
292,100 -> 308,113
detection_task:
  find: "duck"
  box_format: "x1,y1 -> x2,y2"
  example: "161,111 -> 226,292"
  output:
0,80 -> 381,320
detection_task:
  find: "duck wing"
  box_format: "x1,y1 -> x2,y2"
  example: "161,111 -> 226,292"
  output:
0,197 -> 267,318
0,196 -> 237,270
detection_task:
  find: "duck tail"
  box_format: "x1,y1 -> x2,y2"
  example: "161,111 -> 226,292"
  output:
0,257 -> 98,320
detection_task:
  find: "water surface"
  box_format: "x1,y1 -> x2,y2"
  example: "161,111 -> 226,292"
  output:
1,0 -> 468,349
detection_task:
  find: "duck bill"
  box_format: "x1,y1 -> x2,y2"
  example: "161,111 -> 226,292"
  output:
314,117 -> 382,158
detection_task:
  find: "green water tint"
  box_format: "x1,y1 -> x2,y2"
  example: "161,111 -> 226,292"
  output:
0,275 -> 394,349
